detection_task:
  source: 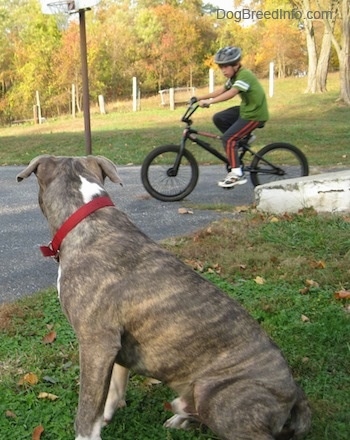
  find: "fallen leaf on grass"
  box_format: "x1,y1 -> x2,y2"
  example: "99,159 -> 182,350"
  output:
42,330 -> 57,344
299,287 -> 309,295
301,314 -> 310,322
254,276 -> 265,285
164,401 -> 172,411
207,263 -> 222,275
334,290 -> 350,300
309,260 -> 326,269
142,377 -> 161,387
5,410 -> 16,418
305,279 -> 319,288
18,372 -> 39,386
38,392 -> 59,401
185,259 -> 204,272
235,205 -> 250,213
178,207 -> 193,215
32,425 -> 44,440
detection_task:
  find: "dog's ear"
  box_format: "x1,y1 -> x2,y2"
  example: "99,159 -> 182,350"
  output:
16,155 -> 51,182
92,156 -> 123,185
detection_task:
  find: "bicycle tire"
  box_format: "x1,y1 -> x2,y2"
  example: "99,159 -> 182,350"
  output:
141,144 -> 199,202
249,142 -> 309,187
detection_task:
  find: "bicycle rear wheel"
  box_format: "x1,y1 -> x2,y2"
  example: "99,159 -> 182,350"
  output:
141,144 -> 199,202
249,142 -> 309,187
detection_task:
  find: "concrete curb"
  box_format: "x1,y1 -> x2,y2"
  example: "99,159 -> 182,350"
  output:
255,170 -> 350,214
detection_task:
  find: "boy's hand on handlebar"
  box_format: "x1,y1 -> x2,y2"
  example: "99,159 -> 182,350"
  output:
198,99 -> 211,108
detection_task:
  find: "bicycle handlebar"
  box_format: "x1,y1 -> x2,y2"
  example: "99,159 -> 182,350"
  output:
181,102 -> 199,124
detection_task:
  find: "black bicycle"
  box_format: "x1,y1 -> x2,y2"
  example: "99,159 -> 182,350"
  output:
141,103 -> 309,202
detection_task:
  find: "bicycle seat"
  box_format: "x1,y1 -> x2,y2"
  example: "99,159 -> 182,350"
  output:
239,123 -> 265,144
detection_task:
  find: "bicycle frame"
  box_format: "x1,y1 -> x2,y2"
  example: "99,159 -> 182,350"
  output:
173,103 -> 262,173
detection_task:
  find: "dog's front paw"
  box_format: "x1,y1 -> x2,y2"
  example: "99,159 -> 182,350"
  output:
164,414 -> 191,430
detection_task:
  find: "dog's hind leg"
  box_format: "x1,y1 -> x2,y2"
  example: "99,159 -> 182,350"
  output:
103,363 -> 129,424
193,379 -> 295,440
75,343 -> 118,440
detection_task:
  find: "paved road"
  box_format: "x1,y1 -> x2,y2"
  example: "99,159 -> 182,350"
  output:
0,165 -> 254,303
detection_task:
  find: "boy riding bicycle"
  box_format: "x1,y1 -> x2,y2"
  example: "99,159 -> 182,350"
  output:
192,46 -> 269,188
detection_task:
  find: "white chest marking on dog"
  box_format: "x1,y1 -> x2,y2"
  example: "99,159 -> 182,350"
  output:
79,176 -> 104,203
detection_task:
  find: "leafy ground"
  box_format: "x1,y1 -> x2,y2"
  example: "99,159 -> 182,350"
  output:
0,210 -> 349,439
0,75 -> 349,438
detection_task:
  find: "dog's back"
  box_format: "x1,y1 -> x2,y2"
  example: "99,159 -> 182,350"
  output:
17,155 -> 311,440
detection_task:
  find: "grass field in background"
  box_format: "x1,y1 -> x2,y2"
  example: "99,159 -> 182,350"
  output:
0,73 -> 348,168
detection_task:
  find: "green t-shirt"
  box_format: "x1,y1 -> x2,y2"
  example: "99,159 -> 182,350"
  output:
225,67 -> 269,121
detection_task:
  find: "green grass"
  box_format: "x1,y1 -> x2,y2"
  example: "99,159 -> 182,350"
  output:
1,211 -> 349,439
0,73 -> 349,169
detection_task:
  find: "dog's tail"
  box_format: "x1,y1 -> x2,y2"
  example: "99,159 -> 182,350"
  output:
277,385 -> 311,440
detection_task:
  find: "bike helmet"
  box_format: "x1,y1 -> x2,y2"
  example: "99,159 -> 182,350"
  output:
214,46 -> 242,65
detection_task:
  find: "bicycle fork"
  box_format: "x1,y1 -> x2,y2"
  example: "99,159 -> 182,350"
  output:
168,136 -> 188,176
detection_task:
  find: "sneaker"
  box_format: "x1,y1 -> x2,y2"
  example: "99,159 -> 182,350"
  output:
218,171 -> 247,188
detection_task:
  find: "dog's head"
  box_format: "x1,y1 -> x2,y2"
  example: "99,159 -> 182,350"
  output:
17,155 -> 122,226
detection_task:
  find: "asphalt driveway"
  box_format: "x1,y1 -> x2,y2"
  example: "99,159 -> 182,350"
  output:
0,164 -> 254,303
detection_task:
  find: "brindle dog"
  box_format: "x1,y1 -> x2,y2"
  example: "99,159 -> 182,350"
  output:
17,155 -> 311,440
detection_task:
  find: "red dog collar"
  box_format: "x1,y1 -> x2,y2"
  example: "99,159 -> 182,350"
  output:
40,196 -> 115,259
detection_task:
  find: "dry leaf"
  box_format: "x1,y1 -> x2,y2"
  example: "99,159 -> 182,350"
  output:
5,410 -> 16,418
207,264 -> 222,275
18,372 -> 39,386
269,216 -> 279,223
42,330 -> 57,344
38,392 -> 59,401
334,290 -> 350,300
235,205 -> 250,213
299,287 -> 309,295
185,259 -> 204,272
164,401 -> 172,411
32,425 -> 44,440
310,260 -> 326,269
305,279 -> 319,288
143,377 -> 161,387
254,276 -> 265,285
301,314 -> 310,322
178,207 -> 193,215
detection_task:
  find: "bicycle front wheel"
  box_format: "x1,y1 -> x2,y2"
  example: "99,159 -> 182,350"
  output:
249,142 -> 309,187
141,144 -> 199,202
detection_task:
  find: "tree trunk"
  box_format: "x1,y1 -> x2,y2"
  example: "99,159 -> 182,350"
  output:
338,0 -> 350,104
325,0 -> 350,104
301,0 -> 318,92
315,22 -> 333,92
314,0 -> 339,92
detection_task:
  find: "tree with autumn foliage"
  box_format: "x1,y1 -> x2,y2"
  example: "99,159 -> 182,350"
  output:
0,0 -> 348,123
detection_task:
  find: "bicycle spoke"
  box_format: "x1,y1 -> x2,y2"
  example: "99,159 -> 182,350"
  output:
141,145 -> 199,202
250,143 -> 308,186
